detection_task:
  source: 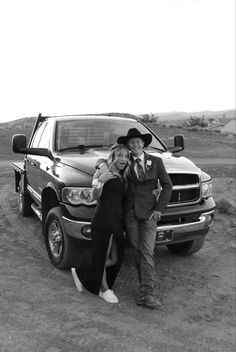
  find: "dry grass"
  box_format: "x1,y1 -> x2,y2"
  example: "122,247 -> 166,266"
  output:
216,198 -> 236,215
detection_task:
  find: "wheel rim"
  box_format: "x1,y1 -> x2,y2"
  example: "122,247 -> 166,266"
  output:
48,220 -> 63,258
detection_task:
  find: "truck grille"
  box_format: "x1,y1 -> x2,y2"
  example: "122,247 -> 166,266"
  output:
168,173 -> 200,206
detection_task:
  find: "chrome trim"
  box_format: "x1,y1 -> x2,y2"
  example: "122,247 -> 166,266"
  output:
168,170 -> 201,175
27,185 -> 41,202
62,216 -> 91,240
168,173 -> 201,207
156,210 -> 215,234
62,216 -> 90,225
61,210 -> 215,241
31,203 -> 42,221
172,184 -> 199,190
167,198 -> 201,208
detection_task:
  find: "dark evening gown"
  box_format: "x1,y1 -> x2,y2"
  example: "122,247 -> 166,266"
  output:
75,175 -> 126,295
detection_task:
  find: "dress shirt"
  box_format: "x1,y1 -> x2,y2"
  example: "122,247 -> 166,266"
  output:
133,153 -> 145,178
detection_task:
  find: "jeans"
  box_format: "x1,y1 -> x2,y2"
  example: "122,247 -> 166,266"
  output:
125,209 -> 157,295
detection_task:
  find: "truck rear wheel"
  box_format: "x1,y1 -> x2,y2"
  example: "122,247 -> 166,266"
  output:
18,181 -> 33,216
44,207 -> 77,269
166,237 -> 206,256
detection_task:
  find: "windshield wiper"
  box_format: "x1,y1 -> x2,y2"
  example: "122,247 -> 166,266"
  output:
59,145 -> 110,152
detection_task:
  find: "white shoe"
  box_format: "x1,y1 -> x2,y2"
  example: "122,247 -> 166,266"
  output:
99,290 -> 119,304
71,268 -> 83,292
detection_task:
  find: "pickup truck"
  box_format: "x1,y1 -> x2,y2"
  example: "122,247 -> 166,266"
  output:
12,114 -> 216,269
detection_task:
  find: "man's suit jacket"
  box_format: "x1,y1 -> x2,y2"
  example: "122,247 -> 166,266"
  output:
125,152 -> 173,219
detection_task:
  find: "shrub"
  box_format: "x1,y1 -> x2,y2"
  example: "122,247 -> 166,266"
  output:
141,113 -> 159,124
189,116 -> 208,128
216,198 -> 236,215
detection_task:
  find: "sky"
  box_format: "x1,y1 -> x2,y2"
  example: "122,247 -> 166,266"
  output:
0,0 -> 235,122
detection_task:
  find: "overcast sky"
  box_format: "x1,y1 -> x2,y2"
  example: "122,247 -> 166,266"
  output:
0,0 -> 235,122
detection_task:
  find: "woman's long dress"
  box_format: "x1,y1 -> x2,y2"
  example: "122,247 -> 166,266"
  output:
75,175 -> 126,295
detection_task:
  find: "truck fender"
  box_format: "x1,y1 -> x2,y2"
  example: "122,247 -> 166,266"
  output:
41,186 -> 60,226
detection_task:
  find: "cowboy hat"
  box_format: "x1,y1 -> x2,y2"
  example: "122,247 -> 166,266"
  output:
117,128 -> 152,147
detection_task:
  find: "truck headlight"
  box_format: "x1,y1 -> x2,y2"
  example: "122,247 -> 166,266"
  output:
201,171 -> 213,199
62,187 -> 97,205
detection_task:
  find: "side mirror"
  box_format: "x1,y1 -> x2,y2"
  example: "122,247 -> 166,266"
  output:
12,134 -> 27,152
169,134 -> 185,153
12,134 -> 53,160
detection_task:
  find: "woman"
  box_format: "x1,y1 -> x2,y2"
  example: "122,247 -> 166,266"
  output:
71,144 -> 130,304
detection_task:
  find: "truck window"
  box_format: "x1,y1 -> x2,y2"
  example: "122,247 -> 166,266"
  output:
38,122 -> 51,149
30,122 -> 47,148
55,119 -> 166,152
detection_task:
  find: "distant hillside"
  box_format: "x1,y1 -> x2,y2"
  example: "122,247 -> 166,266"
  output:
0,116 -> 36,130
0,113 -> 139,129
156,109 -> 235,121
0,110 -> 234,129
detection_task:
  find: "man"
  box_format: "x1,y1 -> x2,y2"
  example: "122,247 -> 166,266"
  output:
117,128 -> 173,309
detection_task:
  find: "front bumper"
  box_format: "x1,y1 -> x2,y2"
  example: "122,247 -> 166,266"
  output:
61,207 -> 215,244
155,210 -> 214,244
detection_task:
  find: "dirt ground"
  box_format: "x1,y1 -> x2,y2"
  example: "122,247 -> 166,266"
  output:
0,157 -> 235,352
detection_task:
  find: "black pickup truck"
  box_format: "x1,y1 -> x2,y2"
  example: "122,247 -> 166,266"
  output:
12,114 -> 216,269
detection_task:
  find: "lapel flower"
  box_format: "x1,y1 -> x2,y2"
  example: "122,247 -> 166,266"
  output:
145,159 -> 152,171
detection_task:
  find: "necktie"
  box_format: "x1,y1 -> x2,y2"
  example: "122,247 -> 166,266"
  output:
135,158 -> 145,181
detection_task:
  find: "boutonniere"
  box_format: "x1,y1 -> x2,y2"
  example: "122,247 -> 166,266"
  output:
145,160 -> 152,171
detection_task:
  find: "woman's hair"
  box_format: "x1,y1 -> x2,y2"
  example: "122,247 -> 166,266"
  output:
108,143 -> 130,165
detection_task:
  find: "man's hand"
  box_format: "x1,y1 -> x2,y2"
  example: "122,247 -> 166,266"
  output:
149,210 -> 162,222
99,169 -> 116,184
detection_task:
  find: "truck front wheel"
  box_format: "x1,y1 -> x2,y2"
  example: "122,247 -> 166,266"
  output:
44,207 -> 77,269
166,237 -> 206,256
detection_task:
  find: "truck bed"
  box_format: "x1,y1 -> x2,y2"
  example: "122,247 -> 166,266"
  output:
12,161 -> 25,173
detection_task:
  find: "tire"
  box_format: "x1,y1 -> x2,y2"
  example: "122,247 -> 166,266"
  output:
44,206 -> 78,269
18,181 -> 33,217
166,237 -> 206,256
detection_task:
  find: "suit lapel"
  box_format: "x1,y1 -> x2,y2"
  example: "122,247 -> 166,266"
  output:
143,152 -> 152,180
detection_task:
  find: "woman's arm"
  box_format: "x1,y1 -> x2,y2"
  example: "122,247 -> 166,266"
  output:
92,168 -> 105,200
92,164 -> 116,200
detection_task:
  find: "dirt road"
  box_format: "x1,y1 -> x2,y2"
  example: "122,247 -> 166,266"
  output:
0,161 -> 235,352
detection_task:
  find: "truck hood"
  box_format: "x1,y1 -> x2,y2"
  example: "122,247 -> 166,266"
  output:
57,149 -> 201,175
154,151 -> 201,174
57,150 -> 110,175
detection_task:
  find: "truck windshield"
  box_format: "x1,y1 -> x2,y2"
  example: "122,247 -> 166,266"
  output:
55,118 -> 166,152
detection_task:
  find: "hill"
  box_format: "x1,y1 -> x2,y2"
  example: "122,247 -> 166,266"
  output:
156,109 -> 235,121
0,109 -> 235,129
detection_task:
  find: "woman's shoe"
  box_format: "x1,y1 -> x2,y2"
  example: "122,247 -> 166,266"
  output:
99,290 -> 119,304
71,268 -> 83,293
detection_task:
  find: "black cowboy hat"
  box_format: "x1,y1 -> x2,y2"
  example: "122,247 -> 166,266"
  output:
117,128 -> 152,147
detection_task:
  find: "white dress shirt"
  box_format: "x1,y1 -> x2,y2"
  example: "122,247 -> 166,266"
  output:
133,153 -> 145,178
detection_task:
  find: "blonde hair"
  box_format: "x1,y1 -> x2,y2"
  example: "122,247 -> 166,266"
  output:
107,143 -> 129,165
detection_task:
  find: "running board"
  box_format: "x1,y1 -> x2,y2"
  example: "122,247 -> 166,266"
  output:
31,203 -> 42,221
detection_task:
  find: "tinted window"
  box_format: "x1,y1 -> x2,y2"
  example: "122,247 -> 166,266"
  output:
55,119 -> 166,152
